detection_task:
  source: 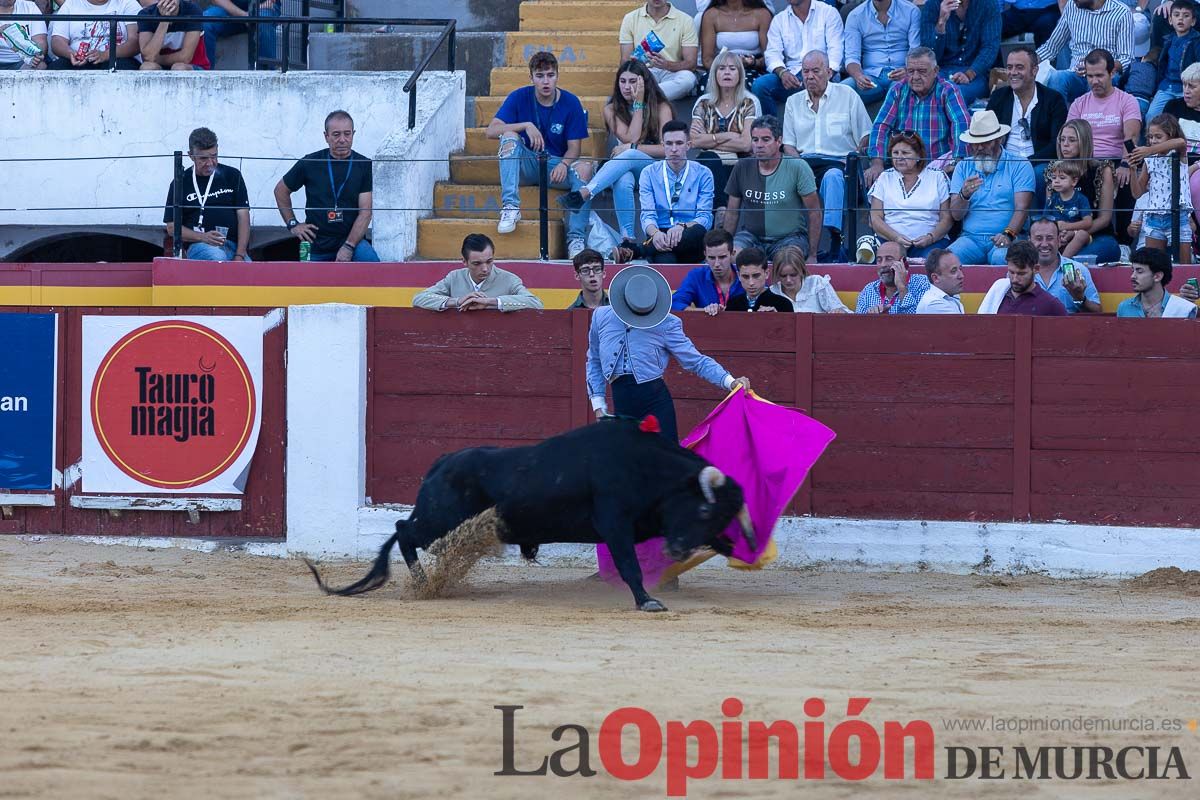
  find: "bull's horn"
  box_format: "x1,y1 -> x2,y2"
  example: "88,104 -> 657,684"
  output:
698,466 -> 725,504
737,506 -> 758,552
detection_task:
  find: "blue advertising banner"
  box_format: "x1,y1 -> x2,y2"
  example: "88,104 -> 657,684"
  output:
0,314 -> 57,491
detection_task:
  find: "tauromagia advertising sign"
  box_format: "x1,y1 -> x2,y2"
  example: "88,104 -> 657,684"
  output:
82,317 -> 263,494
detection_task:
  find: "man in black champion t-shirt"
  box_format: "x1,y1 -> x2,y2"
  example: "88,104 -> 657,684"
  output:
273,109 -> 379,262
163,126 -> 251,261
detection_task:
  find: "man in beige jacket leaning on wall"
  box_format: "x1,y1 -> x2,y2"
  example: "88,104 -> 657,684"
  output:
412,233 -> 545,312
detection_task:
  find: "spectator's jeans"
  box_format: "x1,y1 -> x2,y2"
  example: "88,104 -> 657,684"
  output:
203,0 -> 280,66
948,233 -> 1010,265
498,135 -> 589,240
1078,233 -> 1120,262
585,148 -> 654,238
908,236 -> 952,258
733,229 -> 811,261
751,70 -> 804,117
186,241 -> 252,261
938,67 -> 990,106
1000,5 -> 1061,47
840,69 -> 895,107
1147,82 -> 1183,124
1043,69 -> 1089,103
649,66 -> 697,102
803,156 -> 848,235
310,240 -> 381,262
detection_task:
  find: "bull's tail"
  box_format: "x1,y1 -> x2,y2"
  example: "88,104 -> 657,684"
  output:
304,528 -> 401,597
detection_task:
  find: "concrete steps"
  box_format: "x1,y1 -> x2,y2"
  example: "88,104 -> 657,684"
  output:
433,182 -> 566,220
475,94 -> 610,124
505,31 -> 623,68
519,1 -> 639,33
464,126 -> 609,158
418,217 -> 565,259
491,64 -> 614,95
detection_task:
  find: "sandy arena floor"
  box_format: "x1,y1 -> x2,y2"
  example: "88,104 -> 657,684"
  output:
0,537 -> 1198,799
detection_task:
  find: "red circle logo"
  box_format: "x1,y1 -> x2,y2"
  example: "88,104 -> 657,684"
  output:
90,320 -> 256,489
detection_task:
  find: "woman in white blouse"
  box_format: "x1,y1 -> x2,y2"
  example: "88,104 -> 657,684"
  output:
867,131 -> 953,258
769,246 -> 849,313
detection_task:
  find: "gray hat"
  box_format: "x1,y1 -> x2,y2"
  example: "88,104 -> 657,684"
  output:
608,265 -> 673,329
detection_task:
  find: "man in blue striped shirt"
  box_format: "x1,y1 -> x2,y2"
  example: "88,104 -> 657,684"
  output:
1036,0 -> 1135,102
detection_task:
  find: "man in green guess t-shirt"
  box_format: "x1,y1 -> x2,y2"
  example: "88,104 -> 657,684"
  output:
723,114 -> 822,261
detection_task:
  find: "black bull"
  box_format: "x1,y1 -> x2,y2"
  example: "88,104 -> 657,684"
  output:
306,417 -> 756,611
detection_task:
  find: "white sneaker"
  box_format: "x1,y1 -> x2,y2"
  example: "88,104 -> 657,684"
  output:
497,205 -> 521,234
567,235 -> 586,258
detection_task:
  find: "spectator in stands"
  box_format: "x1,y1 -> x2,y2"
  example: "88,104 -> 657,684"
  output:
864,47 -> 970,187
1040,159 -> 1096,255
920,0 -> 1001,106
622,120 -> 714,263
556,60 -> 672,244
619,0 -> 699,101
0,0 -> 47,70
769,244 -> 850,312
1054,118 -> 1120,261
781,50 -> 873,259
1146,0 -> 1200,122
162,126 -> 249,261
949,110 -> 1036,265
1117,245 -> 1199,316
915,248 -> 965,313
202,0 -> 278,67
724,114 -> 822,258
841,0 -> 921,107
1028,217 -> 1102,313
1036,0 -> 1134,102
50,0 -> 142,70
855,239 -> 931,312
138,0 -> 208,71
1067,49 -> 1142,164
867,130 -> 953,256
690,49 -> 762,214
412,233 -> 544,312
725,247 -> 795,310
1129,112 -> 1194,262
753,0 -> 844,115
569,249 -> 611,309
1165,62 -> 1200,227
698,0 -> 771,76
670,228 -> 745,312
993,239 -> 1069,314
274,110 -> 379,262
1002,0 -> 1062,48
486,51 -> 592,257
987,46 -> 1067,166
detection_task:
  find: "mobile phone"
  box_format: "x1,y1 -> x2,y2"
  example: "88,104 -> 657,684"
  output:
1186,277 -> 1199,292
1124,139 -> 1136,154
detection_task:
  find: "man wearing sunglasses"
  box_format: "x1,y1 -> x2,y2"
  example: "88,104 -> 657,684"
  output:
986,45 -> 1067,166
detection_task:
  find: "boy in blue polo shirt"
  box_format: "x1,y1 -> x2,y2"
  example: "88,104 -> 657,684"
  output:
486,51 -> 593,257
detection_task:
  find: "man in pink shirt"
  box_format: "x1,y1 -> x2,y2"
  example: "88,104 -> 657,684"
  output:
1066,48 -> 1141,186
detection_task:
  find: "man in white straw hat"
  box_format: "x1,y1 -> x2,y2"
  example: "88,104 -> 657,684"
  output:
947,109 -> 1036,266
586,264 -> 751,442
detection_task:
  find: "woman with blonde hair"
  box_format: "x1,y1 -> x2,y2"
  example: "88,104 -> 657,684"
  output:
690,48 -> 761,211
557,59 -> 674,240
769,246 -> 849,313
1053,118 -> 1119,262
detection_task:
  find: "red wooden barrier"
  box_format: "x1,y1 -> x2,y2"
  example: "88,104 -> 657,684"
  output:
0,307 -> 286,538
367,310 -> 1200,528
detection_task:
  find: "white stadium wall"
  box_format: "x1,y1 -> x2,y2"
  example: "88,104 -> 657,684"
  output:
1,71 -> 464,260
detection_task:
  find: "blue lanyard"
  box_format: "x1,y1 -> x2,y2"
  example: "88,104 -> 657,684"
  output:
327,155 -> 353,211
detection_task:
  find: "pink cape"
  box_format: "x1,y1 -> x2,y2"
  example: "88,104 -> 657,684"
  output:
597,389 -> 837,587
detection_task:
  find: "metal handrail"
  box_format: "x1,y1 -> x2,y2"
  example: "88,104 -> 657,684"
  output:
400,20 -> 457,130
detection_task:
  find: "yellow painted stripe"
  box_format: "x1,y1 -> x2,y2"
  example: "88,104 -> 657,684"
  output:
0,286 -> 154,306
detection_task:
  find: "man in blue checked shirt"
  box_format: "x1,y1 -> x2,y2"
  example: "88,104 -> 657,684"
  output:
587,264 -> 750,443
617,120 -> 714,264
854,239 -> 931,313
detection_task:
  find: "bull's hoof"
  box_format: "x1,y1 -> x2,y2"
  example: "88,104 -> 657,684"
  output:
638,598 -> 668,612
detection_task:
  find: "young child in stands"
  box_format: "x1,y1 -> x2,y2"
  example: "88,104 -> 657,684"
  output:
1130,113 -> 1194,263
1041,160 -> 1094,254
